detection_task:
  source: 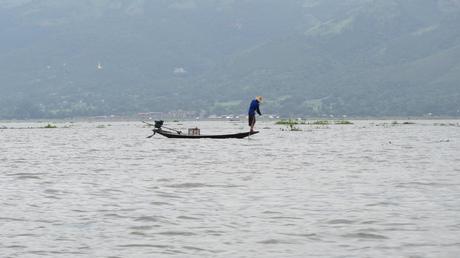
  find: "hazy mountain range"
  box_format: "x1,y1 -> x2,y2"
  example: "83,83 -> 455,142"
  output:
1,0 -> 460,119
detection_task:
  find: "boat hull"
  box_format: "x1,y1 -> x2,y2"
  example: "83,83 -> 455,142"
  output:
154,129 -> 259,139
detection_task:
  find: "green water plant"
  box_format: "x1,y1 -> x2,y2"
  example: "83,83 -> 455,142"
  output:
334,120 -> 353,125
390,121 -> 416,126
44,123 -> 57,128
276,119 -> 304,131
434,123 -> 460,127
311,120 -> 330,125
275,119 -> 301,125
276,119 -> 303,131
288,122 -> 301,131
280,124 -> 302,131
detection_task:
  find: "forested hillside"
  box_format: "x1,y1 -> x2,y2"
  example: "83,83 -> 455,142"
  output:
1,0 -> 459,118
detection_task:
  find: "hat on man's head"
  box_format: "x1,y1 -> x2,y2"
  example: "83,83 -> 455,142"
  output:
256,96 -> 263,102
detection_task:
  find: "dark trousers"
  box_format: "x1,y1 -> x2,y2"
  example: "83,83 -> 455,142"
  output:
248,114 -> 256,127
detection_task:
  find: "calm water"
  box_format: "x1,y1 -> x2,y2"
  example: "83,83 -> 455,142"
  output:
1,120 -> 460,258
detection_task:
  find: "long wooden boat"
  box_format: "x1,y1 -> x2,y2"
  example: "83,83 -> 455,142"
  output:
153,128 -> 259,139
145,120 -> 259,139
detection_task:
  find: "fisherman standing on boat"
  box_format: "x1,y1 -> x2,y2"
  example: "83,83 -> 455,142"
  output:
248,96 -> 263,132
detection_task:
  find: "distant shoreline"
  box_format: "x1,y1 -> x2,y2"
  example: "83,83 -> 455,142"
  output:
1,116 -> 460,124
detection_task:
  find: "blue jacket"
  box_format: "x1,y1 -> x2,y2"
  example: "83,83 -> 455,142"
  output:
248,99 -> 261,116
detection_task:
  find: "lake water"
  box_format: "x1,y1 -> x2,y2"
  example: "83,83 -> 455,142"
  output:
1,120 -> 460,258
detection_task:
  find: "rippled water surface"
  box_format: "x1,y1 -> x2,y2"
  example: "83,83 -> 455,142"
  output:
1,120 -> 460,257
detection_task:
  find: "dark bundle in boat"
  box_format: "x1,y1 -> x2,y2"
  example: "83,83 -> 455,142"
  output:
145,120 -> 258,139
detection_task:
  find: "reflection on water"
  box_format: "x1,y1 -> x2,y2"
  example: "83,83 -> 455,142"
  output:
1,120 -> 460,257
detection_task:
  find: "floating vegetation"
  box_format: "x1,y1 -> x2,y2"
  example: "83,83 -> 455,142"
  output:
43,123 -> 57,128
279,122 -> 302,131
310,120 -> 330,125
96,125 -> 106,128
375,121 -> 416,127
290,126 -> 302,131
173,120 -> 180,122
0,123 -> 76,130
275,119 -> 303,125
280,125 -> 302,131
433,123 -> 460,127
276,119 -> 353,125
276,119 -> 303,131
334,120 -> 353,125
287,123 -> 301,131
276,119 -> 353,128
389,121 -> 416,125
